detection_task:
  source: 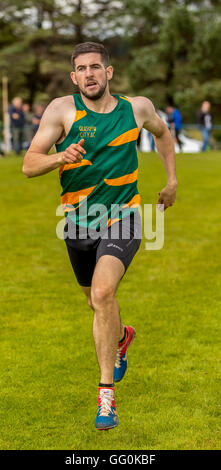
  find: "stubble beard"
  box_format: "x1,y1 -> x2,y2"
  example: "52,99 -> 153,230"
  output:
80,78 -> 108,101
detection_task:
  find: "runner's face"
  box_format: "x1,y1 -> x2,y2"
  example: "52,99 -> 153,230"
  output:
71,53 -> 113,100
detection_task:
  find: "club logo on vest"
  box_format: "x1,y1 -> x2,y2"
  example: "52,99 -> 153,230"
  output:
79,125 -> 96,138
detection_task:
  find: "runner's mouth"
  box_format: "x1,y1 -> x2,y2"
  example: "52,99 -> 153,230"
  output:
86,82 -> 98,89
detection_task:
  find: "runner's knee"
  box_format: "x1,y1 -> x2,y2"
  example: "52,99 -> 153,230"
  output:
91,284 -> 115,309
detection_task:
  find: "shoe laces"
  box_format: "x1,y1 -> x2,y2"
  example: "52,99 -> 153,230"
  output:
99,389 -> 114,417
115,331 -> 128,368
115,348 -> 122,369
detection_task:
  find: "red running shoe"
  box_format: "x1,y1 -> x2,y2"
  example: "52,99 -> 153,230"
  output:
114,325 -> 136,382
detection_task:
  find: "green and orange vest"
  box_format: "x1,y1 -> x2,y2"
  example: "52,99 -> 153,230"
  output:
55,93 -> 140,229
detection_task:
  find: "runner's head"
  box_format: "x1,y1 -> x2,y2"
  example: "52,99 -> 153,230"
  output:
70,42 -> 113,100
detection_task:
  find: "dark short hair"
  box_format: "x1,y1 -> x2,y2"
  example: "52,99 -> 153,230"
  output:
71,42 -> 110,70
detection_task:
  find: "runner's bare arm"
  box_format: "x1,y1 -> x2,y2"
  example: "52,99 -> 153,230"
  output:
132,97 -> 177,209
22,99 -> 86,178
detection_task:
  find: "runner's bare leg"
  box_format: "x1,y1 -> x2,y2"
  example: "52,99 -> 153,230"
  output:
89,255 -> 125,384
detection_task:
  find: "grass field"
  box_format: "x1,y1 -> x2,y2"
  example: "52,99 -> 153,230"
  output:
0,151 -> 221,450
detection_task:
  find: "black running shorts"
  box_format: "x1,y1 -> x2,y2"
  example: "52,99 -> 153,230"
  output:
64,211 -> 142,287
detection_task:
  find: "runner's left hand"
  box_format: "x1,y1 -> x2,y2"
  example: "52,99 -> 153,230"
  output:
157,183 -> 177,211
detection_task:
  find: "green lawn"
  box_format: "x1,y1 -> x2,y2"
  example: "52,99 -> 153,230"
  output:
0,152 -> 220,450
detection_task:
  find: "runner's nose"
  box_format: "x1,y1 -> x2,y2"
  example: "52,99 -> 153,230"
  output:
85,67 -> 94,78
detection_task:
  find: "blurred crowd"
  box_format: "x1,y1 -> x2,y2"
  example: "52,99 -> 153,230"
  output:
141,100 -> 213,153
8,97 -> 44,155
166,101 -> 213,152
2,96 -> 213,155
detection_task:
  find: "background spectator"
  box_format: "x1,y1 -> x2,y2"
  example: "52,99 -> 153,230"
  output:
166,105 -> 183,152
23,103 -> 34,150
148,132 -> 155,151
197,101 -> 213,151
32,105 -> 44,135
8,97 -> 24,155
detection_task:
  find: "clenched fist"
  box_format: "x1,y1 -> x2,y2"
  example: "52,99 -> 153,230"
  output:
157,182 -> 177,211
58,138 -> 86,165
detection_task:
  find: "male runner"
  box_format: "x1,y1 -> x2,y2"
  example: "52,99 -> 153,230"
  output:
23,42 -> 177,430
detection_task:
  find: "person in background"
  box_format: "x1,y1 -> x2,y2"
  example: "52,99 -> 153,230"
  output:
8,97 -> 25,155
148,132 -> 155,151
197,101 -> 213,152
137,130 -> 155,152
165,106 -> 175,134
32,105 -> 44,136
23,103 -> 34,150
166,105 -> 183,152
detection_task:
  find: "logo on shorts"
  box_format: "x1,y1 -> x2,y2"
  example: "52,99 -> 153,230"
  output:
107,243 -> 124,252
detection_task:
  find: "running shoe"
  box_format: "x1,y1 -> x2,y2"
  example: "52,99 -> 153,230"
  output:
114,325 -> 136,382
95,387 -> 119,430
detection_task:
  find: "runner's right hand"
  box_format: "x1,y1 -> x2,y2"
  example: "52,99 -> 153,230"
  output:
58,139 -> 86,164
